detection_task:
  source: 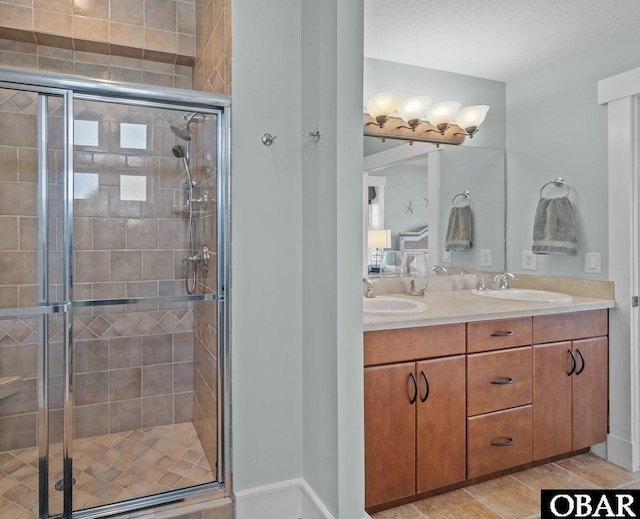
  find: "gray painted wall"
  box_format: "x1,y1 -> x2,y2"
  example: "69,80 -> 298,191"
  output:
231,0 -> 304,491
507,30 -> 640,279
232,0 -> 365,516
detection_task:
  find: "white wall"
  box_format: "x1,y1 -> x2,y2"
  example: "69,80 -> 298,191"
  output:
506,30 -> 640,279
232,0 -> 366,516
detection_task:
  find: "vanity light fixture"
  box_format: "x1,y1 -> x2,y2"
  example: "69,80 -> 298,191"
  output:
396,96 -> 431,131
365,92 -> 400,128
363,93 -> 490,145
454,105 -> 490,138
425,101 -> 461,134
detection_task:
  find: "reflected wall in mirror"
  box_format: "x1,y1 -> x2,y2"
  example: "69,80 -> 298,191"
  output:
363,136 -> 505,276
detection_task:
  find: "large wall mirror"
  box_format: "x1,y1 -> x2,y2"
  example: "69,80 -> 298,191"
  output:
364,136 -> 505,276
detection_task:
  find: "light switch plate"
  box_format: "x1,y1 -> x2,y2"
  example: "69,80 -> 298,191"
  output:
442,249 -> 452,263
480,249 -> 492,267
522,250 -> 537,271
584,252 -> 602,274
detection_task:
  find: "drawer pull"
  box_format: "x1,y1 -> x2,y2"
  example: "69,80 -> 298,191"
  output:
490,331 -> 514,337
576,348 -> 586,375
419,370 -> 430,403
490,377 -> 513,385
490,437 -> 514,447
408,372 -> 418,404
567,349 -> 577,376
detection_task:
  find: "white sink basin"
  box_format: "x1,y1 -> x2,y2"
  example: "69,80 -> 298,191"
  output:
363,296 -> 427,314
470,288 -> 573,303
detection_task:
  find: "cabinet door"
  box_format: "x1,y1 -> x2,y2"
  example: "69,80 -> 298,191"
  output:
365,363 -> 416,508
416,356 -> 466,494
533,342 -> 572,460
572,337 -> 608,450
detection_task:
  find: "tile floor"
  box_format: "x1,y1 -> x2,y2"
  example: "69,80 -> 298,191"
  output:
372,453 -> 640,519
0,422 -> 214,519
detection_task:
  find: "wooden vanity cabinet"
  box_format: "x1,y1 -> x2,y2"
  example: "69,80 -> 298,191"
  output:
532,311 -> 608,460
465,318 -> 533,478
365,309 -> 609,512
364,325 -> 466,509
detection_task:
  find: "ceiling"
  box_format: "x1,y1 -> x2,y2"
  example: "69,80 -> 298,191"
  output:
364,0 -> 640,82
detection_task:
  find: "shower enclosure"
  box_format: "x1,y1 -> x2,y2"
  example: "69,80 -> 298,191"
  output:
0,67 -> 230,519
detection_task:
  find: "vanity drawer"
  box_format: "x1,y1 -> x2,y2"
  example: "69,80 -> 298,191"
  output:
532,310 -> 608,344
466,318 -> 532,353
467,347 -> 532,416
467,405 -> 532,479
364,324 -> 465,366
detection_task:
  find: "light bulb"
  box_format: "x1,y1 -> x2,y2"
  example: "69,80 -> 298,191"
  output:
426,101 -> 461,132
455,105 -> 490,137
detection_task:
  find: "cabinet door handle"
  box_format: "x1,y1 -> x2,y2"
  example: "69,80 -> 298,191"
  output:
567,349 -> 577,376
490,437 -> 514,447
419,370 -> 430,403
576,348 -> 586,375
408,372 -> 418,404
490,377 -> 513,385
490,331 -> 514,337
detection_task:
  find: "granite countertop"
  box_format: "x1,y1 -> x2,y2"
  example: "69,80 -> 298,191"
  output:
363,283 -> 615,332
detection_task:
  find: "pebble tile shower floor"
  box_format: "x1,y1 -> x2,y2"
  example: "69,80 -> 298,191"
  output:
0,422 -> 213,518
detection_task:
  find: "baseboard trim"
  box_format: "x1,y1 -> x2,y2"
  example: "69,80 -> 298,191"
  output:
607,433 -> 636,471
235,478 -> 369,519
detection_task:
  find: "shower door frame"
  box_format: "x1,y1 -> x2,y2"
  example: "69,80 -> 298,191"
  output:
0,66 -> 231,519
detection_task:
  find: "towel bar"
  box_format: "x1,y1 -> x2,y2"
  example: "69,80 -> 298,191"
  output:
540,177 -> 570,198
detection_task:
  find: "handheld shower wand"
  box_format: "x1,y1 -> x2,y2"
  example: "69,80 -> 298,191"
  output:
172,144 -> 197,294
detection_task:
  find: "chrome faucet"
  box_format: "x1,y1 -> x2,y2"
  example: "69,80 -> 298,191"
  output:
475,275 -> 487,291
363,278 -> 375,298
491,272 -> 518,290
432,265 -> 449,275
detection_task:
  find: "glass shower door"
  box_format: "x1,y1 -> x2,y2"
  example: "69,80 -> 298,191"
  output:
0,86 -> 69,518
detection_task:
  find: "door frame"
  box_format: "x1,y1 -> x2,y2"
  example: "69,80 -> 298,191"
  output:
599,66 -> 640,471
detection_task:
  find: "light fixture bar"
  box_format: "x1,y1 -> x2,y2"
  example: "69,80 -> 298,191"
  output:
363,115 -> 466,145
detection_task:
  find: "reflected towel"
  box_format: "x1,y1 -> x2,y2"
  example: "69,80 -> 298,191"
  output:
532,196 -> 578,256
445,205 -> 472,251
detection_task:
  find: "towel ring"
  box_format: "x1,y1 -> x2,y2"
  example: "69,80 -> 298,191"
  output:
540,178 -> 570,198
452,190 -> 471,207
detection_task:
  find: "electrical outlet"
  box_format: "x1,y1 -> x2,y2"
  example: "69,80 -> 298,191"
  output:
480,249 -> 492,267
584,252 -> 602,274
442,249 -> 452,263
522,250 -> 537,271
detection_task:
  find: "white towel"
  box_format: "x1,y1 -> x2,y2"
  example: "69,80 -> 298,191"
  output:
445,205 -> 472,251
532,196 -> 578,256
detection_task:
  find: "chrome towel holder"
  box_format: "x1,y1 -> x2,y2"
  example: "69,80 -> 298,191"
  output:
540,177 -> 570,198
451,190 -> 471,207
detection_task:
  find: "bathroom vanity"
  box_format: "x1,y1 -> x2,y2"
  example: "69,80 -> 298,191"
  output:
363,283 -> 613,513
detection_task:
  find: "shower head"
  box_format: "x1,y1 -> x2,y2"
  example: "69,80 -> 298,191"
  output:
172,145 -> 186,158
169,113 -> 203,142
170,124 -> 192,142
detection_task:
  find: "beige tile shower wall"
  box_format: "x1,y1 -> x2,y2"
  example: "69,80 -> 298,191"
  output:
194,0 -> 231,94
0,38 -> 193,89
0,0 -> 196,66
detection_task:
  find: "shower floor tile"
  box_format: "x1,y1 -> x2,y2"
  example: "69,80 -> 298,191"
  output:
0,422 -> 214,518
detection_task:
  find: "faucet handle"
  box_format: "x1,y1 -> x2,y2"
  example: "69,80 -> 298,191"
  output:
499,272 -> 518,289
475,276 -> 487,291
363,278 -> 375,298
